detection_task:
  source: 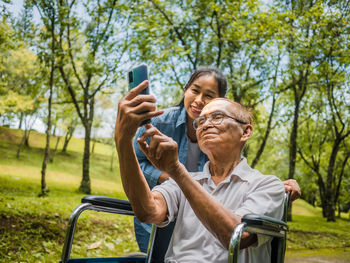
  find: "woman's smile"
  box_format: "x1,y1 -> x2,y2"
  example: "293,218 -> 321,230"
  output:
190,106 -> 202,115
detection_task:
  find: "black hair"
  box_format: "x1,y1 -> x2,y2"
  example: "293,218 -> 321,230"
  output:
178,66 -> 227,106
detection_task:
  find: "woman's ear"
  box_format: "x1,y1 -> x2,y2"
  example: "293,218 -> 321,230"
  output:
241,124 -> 253,142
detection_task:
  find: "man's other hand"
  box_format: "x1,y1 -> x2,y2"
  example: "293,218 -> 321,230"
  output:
137,124 -> 181,175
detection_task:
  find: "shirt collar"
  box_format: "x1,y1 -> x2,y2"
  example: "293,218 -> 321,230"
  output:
193,158 -> 252,182
230,158 -> 252,181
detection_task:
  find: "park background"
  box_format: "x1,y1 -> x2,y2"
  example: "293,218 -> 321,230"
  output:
0,0 -> 349,262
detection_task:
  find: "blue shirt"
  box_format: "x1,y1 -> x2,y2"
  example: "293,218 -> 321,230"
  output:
133,105 -> 209,189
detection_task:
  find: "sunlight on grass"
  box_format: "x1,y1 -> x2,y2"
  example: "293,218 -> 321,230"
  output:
292,199 -> 322,217
0,165 -> 125,195
286,247 -> 350,260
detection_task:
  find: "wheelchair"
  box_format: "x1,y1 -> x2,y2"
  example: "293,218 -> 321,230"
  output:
60,193 -> 289,263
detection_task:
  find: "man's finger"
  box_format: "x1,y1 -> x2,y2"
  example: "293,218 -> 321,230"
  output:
128,94 -> 156,107
148,134 -> 167,154
125,80 -> 149,100
140,126 -> 162,142
137,138 -> 149,155
128,101 -> 156,115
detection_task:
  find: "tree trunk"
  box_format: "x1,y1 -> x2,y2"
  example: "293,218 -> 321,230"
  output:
49,136 -> 60,163
40,84 -> 53,196
24,129 -> 31,147
40,9 -> 55,197
79,98 -> 94,194
16,131 -> 26,159
325,138 -> 341,222
91,138 -> 96,154
62,126 -> 75,153
52,124 -> 56,136
18,112 -> 24,129
287,90 -> 301,221
251,94 -> 276,168
316,174 -> 327,217
79,122 -> 91,194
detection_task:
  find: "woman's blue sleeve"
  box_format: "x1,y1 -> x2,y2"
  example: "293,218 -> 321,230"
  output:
133,125 -> 162,189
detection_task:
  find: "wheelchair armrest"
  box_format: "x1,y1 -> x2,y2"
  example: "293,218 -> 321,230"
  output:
61,195 -> 134,263
242,214 -> 289,233
228,214 -> 289,263
82,195 -> 132,212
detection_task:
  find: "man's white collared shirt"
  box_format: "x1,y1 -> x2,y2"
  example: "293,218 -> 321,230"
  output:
153,158 -> 285,263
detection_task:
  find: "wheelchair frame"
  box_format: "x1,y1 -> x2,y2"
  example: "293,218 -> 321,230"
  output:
61,193 -> 289,263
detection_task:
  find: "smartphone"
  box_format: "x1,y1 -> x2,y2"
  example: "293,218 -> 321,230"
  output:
128,64 -> 151,125
128,64 -> 149,94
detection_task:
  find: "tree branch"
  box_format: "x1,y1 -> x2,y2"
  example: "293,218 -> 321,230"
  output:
148,0 -> 195,67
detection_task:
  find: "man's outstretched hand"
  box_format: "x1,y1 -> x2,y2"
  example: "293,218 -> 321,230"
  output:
114,80 -> 163,145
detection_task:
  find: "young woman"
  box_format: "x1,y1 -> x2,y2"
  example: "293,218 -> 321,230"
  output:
131,66 -> 300,252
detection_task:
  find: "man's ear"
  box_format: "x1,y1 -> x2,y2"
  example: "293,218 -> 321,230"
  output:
241,124 -> 253,142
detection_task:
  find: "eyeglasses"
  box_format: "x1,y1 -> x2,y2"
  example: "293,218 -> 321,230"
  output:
193,111 -> 249,130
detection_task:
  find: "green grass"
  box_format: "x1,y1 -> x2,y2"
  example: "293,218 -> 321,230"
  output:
287,200 -> 350,249
0,127 -> 120,184
285,196 -> 350,260
0,172 -> 138,263
0,127 -> 137,263
1,126 -> 350,262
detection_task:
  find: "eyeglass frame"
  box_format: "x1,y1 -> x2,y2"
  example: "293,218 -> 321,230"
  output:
193,111 -> 249,130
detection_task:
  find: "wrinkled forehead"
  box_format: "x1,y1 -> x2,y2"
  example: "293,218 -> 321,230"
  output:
200,99 -> 234,116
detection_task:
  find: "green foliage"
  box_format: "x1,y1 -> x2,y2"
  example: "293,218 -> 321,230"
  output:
0,18 -> 44,132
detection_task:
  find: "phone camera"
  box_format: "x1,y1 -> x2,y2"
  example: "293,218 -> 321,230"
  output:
128,71 -> 133,83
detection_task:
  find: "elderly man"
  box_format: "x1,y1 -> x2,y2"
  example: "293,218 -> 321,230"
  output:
115,81 -> 285,263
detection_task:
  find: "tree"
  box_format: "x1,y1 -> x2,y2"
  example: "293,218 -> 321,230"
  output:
129,0 -> 284,166
272,0 -> 327,220
33,0 -> 59,196
0,18 -> 43,158
55,0 -> 127,193
296,0 -> 350,221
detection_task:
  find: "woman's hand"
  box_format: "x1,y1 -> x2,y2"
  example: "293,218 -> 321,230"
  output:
158,173 -> 170,184
283,179 -> 301,202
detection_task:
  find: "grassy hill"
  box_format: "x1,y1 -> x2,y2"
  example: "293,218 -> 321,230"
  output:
1,126 -> 350,262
